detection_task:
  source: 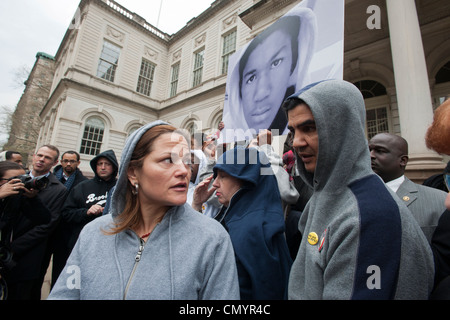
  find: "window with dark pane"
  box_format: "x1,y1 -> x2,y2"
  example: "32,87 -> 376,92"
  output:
170,63 -> 180,98
80,117 -> 105,155
137,59 -> 156,96
221,30 -> 236,74
192,50 -> 204,87
97,41 -> 121,82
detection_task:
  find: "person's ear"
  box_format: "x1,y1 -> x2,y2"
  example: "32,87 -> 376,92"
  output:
127,166 -> 139,186
400,155 -> 409,168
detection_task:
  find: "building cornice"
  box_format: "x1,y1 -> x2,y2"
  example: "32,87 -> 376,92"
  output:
96,0 -> 170,43
169,0 -> 231,42
40,76 -> 158,119
239,0 -> 299,29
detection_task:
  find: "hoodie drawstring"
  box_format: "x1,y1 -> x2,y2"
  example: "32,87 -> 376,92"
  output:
168,213 -> 174,299
113,234 -> 125,299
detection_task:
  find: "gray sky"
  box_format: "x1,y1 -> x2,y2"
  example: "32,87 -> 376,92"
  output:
0,0 -> 212,145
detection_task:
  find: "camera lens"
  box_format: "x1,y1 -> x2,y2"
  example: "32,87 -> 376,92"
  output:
23,176 -> 49,191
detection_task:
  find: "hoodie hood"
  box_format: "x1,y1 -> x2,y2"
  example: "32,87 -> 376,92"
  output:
213,146 -> 271,188
287,79 -> 373,192
222,2 -> 317,140
90,149 -> 118,180
213,147 -> 282,218
108,120 -> 168,218
212,147 -> 292,299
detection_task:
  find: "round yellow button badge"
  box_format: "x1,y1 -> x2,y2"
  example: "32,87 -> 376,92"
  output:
307,232 -> 319,245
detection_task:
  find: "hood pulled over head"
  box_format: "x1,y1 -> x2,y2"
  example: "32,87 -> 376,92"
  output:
286,79 -> 372,191
90,149 -> 119,179
108,120 -> 169,217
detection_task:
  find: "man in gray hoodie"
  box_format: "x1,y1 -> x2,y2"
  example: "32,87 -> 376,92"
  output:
284,79 -> 434,299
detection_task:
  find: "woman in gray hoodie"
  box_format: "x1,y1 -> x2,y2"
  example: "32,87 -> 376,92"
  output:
48,121 -> 240,300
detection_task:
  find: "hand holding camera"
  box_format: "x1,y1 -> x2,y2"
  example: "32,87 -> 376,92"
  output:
0,178 -> 24,200
0,174 -> 48,200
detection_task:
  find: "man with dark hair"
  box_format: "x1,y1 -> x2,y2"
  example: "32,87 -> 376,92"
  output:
51,151 -> 88,288
5,151 -> 23,166
53,151 -> 87,192
52,150 -> 118,285
238,15 -> 301,133
26,145 -> 68,299
284,79 -> 434,300
223,6 -> 317,137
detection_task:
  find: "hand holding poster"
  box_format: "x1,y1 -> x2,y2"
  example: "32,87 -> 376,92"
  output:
220,0 -> 344,143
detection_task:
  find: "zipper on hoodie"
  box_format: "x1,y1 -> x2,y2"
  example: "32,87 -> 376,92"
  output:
123,237 -> 145,300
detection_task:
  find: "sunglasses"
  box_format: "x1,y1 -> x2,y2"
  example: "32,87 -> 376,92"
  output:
445,173 -> 450,192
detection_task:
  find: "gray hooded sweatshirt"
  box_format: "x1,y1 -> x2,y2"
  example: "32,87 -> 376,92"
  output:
48,121 -> 240,300
287,80 -> 434,299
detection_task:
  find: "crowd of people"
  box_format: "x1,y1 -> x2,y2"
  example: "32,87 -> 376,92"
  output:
0,79 -> 449,300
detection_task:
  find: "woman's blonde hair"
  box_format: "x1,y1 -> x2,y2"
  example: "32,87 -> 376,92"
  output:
106,124 -> 186,235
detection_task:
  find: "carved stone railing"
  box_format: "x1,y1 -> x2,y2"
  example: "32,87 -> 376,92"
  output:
103,0 -> 169,40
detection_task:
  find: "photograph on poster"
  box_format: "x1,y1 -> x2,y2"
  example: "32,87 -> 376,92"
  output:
221,0 -> 344,143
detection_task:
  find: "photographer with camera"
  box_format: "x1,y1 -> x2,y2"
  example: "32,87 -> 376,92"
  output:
0,161 -> 51,300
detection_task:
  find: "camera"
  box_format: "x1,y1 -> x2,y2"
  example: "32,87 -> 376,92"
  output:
16,174 -> 49,191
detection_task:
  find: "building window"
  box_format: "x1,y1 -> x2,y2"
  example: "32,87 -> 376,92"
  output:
221,30 -> 236,74
136,59 -> 156,96
354,80 -> 387,99
366,107 -> 389,139
435,61 -> 450,84
170,63 -> 180,98
432,61 -> 450,110
186,121 -> 198,136
353,80 -> 390,138
80,116 -> 105,156
128,125 -> 142,137
212,111 -> 223,130
192,49 -> 204,87
97,40 -> 121,82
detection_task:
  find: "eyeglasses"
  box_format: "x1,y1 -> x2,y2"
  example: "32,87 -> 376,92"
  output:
445,173 -> 450,192
0,176 -> 20,186
61,160 -> 77,164
0,176 -> 20,182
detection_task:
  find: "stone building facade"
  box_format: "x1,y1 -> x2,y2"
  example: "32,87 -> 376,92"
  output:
16,0 -> 450,179
3,52 -> 56,166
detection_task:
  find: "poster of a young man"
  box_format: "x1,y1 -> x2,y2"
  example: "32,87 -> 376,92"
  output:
221,0 -> 344,143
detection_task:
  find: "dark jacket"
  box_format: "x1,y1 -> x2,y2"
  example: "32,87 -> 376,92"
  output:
0,193 -> 51,283
53,165 -> 88,191
213,147 -> 292,300
52,150 -> 118,283
62,150 -> 117,247
7,172 -> 68,286
431,209 -> 450,299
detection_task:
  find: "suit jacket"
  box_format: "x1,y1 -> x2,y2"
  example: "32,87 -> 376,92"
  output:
396,177 -> 447,243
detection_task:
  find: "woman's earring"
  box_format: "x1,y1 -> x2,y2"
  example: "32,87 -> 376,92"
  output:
132,183 -> 139,195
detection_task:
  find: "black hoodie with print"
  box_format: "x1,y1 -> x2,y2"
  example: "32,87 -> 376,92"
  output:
52,150 -> 118,283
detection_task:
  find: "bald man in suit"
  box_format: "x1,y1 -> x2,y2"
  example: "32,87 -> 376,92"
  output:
369,133 -> 447,243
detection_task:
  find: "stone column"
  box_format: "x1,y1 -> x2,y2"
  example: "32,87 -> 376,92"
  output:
386,0 -> 444,181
